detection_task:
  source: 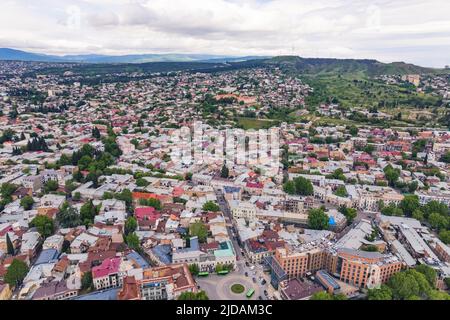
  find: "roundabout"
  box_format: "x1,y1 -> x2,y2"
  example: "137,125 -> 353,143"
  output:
196,273 -> 260,300
230,283 -> 245,294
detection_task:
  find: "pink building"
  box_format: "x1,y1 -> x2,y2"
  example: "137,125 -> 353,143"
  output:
92,257 -> 122,290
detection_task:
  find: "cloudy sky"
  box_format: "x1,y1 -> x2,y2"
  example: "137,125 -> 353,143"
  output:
1,0 -> 450,67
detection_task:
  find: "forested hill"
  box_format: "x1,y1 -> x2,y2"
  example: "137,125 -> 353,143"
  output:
261,56 -> 448,76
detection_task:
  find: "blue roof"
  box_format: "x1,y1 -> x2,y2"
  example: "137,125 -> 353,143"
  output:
316,270 -> 340,290
176,236 -> 199,254
190,237 -> 199,250
152,244 -> 172,265
177,227 -> 188,235
35,249 -> 59,265
224,186 -> 241,193
72,288 -> 119,300
126,251 -> 150,269
329,216 -> 336,226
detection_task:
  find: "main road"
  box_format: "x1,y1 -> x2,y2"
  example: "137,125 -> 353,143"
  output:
195,190 -> 272,300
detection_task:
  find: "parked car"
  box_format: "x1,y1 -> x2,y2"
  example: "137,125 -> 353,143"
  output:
261,279 -> 267,285
245,272 -> 248,277
252,277 -> 257,283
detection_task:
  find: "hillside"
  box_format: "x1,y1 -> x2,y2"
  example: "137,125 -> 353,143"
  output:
261,56 -> 445,76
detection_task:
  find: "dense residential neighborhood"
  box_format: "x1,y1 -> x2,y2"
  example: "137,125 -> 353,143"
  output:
0,57 -> 450,302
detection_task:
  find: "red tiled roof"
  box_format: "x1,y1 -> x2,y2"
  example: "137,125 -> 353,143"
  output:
92,257 -> 121,279
132,192 -> 169,202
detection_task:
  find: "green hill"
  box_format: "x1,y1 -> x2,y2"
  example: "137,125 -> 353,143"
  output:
260,56 -> 446,76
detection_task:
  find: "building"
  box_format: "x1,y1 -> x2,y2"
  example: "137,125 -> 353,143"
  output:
335,248 -> 402,288
0,283 -> 12,300
229,200 -> 257,220
92,257 -> 123,290
118,276 -> 141,300
273,247 -> 331,279
172,238 -> 236,272
42,234 -> 65,252
431,239 -> 450,263
138,263 -> 197,300
279,278 -> 323,300
31,280 -> 78,300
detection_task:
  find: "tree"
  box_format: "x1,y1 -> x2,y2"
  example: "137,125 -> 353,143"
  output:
189,264 -> 200,276
388,269 -> 431,300
339,206 -> 357,224
115,189 -> 133,212
327,168 -> 346,181
349,126 -> 358,136
20,195 -> 34,210
283,181 -> 296,195
308,209 -> 329,230
412,209 -> 424,222
196,290 -> 209,300
189,222 -> 209,243
4,259 -> 29,287
408,181 -> 419,193
202,201 -> 220,212
57,202 -> 81,228
136,178 -> 149,187
293,177 -> 314,196
6,232 -> 14,255
80,200 -> 99,226
92,127 -> 101,139
43,180 -> 59,194
368,284 -> 393,300
428,212 -> 448,230
125,216 -> 138,235
445,278 -> 450,289
81,271 -> 93,291
422,200 -> 449,218
284,177 -> 314,196
383,165 -> 400,187
334,186 -> 348,197
139,198 -> 162,210
178,291 -> 209,300
399,195 -> 420,217
440,151 -> 450,163
65,180 -> 77,194
125,232 -> 140,250
220,163 -> 229,178
439,230 -> 450,244
428,290 -> 450,300
381,204 -> 404,217
415,265 -> 437,287
0,183 -> 17,204
310,291 -> 333,300
333,293 -> 348,300
29,215 -> 54,238
73,192 -> 81,201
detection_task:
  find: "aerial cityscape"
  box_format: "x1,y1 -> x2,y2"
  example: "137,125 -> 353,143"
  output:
0,0 -> 450,305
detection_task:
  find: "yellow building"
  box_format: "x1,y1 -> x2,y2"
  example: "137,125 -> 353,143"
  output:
0,283 -> 12,300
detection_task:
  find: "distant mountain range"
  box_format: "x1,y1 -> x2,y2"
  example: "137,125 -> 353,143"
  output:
0,48 -> 270,64
2,48 -> 449,78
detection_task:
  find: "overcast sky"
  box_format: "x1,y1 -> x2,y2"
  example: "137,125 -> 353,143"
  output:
1,0 -> 450,67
